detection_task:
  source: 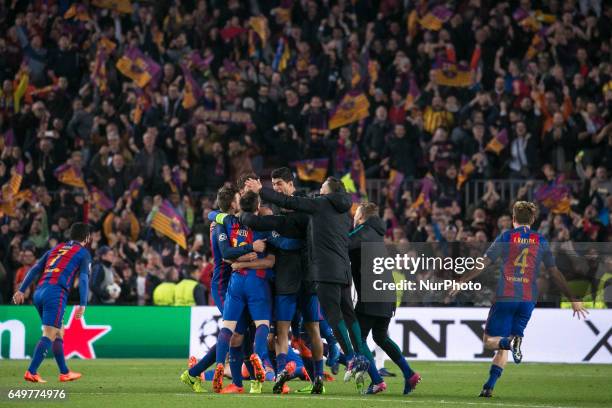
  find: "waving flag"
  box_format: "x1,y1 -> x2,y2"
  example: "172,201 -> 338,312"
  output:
116,48 -> 161,88
64,4 -> 91,21
54,164 -> 86,189
249,16 -> 268,44
329,91 -> 370,130
432,59 -> 472,88
457,156 -> 476,189
181,64 -> 202,109
8,161 -> 24,196
272,0 -> 293,24
272,38 -> 291,72
90,187 -> 114,212
485,128 -> 509,155
419,5 -> 453,31
404,76 -> 422,110
13,69 -> 29,113
387,169 -> 405,205
151,200 -> 190,249
92,0 -> 133,14
91,44 -> 110,94
410,173 -> 435,211
128,178 -> 143,199
292,159 -> 329,183
525,28 -> 547,60
535,178 -> 571,214
188,51 -> 214,71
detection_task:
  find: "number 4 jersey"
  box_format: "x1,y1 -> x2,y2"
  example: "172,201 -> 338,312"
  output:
484,226 -> 556,302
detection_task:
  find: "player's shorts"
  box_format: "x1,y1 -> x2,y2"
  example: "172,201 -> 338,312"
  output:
485,300 -> 536,337
275,293 -> 322,323
33,285 -> 68,329
223,272 -> 271,323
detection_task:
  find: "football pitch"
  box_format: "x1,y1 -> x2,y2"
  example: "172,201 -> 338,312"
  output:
0,359 -> 611,408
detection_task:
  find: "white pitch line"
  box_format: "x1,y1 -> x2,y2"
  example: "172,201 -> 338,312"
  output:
71,392 -> 580,408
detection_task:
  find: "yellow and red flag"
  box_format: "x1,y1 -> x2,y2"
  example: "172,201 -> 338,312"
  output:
329,91 -> 370,130
151,200 -> 190,249
292,159 -> 329,184
92,0 -> 133,14
457,157 -> 476,189
485,128 -> 509,155
54,164 -> 86,189
116,48 -> 161,88
432,60 -> 472,88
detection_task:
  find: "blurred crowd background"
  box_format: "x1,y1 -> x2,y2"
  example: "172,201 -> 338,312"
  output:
0,0 -> 610,307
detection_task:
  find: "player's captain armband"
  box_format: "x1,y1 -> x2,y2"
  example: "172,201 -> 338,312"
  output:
215,213 -> 228,225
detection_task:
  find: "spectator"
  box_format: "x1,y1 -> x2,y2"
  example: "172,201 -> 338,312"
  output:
90,246 -> 120,305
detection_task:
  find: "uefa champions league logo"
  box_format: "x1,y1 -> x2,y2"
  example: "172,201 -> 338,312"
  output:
198,314 -> 222,352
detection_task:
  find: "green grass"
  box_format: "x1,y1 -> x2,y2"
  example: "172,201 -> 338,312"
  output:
0,359 -> 610,408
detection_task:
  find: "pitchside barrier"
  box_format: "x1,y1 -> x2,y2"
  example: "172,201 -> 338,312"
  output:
1,306 -> 610,364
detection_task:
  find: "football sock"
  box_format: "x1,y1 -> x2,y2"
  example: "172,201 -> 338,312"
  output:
254,325 -> 270,362
319,319 -> 337,347
484,364 -> 503,389
215,328 -> 233,364
333,320 -> 355,361
382,337 -> 414,378
188,344 -> 216,377
276,353 -> 287,373
368,360 -> 384,384
28,336 -> 52,374
52,338 -> 69,374
229,346 -> 244,387
314,359 -> 324,378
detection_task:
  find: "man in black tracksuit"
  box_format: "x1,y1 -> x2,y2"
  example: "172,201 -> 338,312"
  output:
239,168 -> 324,393
349,202 -> 421,395
245,176 -> 384,393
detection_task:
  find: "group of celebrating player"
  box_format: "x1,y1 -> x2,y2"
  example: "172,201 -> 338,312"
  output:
13,168 -> 588,398
179,168 -> 421,395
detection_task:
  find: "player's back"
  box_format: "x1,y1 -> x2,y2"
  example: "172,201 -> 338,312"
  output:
210,221 -> 232,301
486,226 -> 555,302
37,241 -> 90,290
225,214 -> 271,279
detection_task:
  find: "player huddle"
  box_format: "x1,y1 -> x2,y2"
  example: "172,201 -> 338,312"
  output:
179,169 -> 420,395
13,169 -> 587,398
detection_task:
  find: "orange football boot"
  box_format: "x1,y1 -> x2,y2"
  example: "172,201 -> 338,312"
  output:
24,371 -> 47,383
220,384 -> 244,394
212,363 -> 224,393
290,338 -> 312,359
59,371 -> 82,382
249,354 -> 266,383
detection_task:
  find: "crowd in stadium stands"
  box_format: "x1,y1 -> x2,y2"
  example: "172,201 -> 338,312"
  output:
0,0 -> 610,306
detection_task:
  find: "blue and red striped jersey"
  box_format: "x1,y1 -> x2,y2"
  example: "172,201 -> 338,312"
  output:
222,214 -> 272,279
485,226 -> 555,301
210,221 -> 232,302
18,241 -> 91,306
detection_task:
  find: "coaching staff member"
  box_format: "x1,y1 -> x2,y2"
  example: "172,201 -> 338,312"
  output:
349,202 -> 421,395
244,176 -> 384,389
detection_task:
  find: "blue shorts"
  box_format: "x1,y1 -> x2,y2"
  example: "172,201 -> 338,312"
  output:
485,301 -> 535,337
223,273 -> 271,323
33,285 -> 68,329
275,294 -> 321,323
